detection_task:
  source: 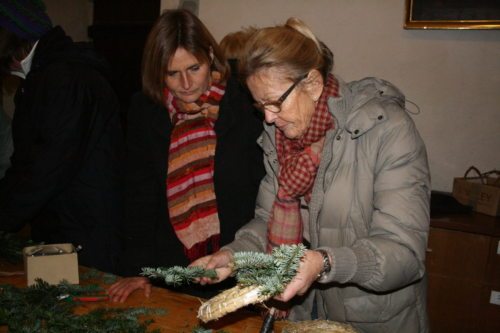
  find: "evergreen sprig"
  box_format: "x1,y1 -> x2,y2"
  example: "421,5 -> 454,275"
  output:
233,244 -> 306,296
141,266 -> 218,286
0,279 -> 163,333
142,244 -> 307,297
0,231 -> 35,263
47,307 -> 163,333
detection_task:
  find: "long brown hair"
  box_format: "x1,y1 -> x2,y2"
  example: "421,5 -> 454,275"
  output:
141,9 -> 229,105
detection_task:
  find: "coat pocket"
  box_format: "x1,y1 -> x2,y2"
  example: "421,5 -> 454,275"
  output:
341,284 -> 416,322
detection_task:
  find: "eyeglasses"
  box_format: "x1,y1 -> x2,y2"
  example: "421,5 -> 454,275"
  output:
253,74 -> 307,113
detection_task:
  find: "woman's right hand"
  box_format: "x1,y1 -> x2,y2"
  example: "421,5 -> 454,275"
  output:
108,277 -> 152,303
189,249 -> 234,285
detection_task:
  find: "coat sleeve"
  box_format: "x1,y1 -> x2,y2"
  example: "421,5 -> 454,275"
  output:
0,108 -> 13,179
321,103 -> 431,291
0,73 -> 95,231
117,92 -> 180,275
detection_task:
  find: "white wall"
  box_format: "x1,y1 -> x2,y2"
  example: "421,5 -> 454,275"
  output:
170,0 -> 499,192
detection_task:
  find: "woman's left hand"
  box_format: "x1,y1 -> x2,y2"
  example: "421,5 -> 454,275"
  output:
274,249 -> 325,302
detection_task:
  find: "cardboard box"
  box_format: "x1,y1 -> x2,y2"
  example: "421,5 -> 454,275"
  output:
23,243 -> 79,286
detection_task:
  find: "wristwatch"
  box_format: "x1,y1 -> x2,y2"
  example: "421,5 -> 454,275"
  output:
316,249 -> 331,280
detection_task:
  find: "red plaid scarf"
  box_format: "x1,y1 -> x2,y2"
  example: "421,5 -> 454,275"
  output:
267,74 -> 338,251
165,77 -> 225,261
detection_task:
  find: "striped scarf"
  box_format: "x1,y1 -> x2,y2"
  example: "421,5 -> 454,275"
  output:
165,80 -> 225,262
267,74 -> 338,251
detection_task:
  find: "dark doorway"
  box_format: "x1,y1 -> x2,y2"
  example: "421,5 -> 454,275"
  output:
88,0 -> 160,125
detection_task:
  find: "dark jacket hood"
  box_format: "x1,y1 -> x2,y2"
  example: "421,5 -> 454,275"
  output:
30,26 -> 111,79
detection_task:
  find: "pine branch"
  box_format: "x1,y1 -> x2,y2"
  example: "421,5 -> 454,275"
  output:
141,266 -> 218,286
233,244 -> 306,296
0,231 -> 35,263
0,279 -> 164,333
142,244 -> 307,297
196,244 -> 307,323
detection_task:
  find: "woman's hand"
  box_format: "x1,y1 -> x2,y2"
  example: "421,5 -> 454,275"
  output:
189,249 -> 234,285
108,277 -> 152,303
274,249 -> 325,302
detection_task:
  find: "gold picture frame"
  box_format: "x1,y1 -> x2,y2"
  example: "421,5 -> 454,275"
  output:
404,0 -> 500,30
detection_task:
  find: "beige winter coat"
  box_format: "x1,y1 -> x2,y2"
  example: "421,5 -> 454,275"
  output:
225,77 -> 431,333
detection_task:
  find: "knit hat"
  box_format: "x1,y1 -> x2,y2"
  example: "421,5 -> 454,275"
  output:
0,0 -> 52,40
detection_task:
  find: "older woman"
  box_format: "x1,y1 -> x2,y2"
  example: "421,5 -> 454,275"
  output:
193,18 -> 430,333
108,9 -> 265,302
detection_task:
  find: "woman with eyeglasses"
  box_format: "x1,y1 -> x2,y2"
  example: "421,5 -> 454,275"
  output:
192,17 -> 431,333
108,9 -> 265,302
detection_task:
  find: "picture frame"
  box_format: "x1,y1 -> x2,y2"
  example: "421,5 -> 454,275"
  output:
404,0 -> 500,30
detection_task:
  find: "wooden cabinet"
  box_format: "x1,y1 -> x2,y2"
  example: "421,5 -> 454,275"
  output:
427,213 -> 500,333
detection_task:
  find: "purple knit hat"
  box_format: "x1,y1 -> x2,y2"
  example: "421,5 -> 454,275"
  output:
0,0 -> 53,40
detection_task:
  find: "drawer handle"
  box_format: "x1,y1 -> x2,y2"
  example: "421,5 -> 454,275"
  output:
426,248 -> 433,253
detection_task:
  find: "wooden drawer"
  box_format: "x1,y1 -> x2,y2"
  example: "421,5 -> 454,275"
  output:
427,227 -> 490,280
427,273 -> 482,333
426,227 -> 500,333
485,237 -> 500,286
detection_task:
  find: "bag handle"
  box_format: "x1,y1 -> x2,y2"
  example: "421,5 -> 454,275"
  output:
484,170 -> 500,186
463,167 -> 500,186
464,166 -> 485,184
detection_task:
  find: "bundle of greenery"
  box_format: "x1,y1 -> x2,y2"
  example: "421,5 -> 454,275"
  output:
0,279 -> 163,332
142,244 -> 306,322
0,231 -> 34,263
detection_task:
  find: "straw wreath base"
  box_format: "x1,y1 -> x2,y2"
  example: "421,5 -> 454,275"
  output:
197,285 -> 270,322
282,320 -> 358,333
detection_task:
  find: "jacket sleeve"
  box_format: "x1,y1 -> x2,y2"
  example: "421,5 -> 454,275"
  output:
122,94 -> 159,235
117,93 -> 172,275
0,108 -> 13,179
321,102 -> 431,291
0,74 -> 94,231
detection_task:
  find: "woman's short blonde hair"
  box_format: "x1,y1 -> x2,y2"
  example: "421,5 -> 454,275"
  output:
239,18 -> 333,83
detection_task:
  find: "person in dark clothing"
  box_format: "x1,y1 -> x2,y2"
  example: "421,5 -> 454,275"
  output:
0,96 -> 13,179
108,9 -> 265,302
0,0 -> 124,273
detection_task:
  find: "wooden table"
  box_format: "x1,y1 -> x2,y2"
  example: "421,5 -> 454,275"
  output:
0,260 -> 286,333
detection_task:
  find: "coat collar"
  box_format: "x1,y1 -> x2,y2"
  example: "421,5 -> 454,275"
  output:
329,77 -> 405,139
258,76 -> 406,173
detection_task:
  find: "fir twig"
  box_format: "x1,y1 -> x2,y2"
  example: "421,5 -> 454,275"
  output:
80,268 -> 119,285
0,279 -> 164,333
233,244 -> 306,296
0,231 -> 35,263
142,244 -> 307,298
141,266 -> 218,286
197,244 -> 307,322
